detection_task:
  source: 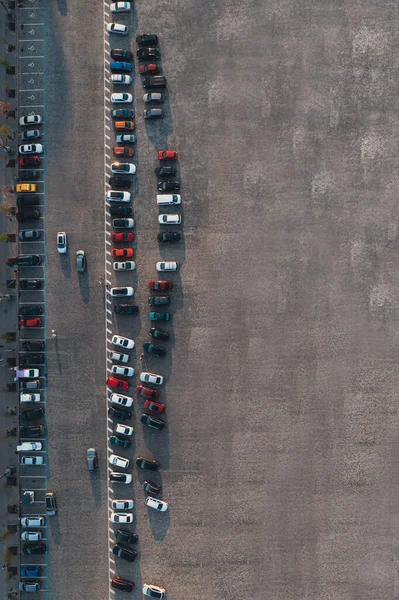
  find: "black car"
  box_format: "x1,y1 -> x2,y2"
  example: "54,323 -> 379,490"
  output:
157,232 -> 181,243
20,425 -> 44,438
113,218 -> 133,228
140,414 -> 165,431
18,170 -> 39,181
22,340 -> 44,351
111,577 -> 134,592
16,196 -> 40,207
109,177 -> 132,189
142,76 -> 166,89
109,205 -> 133,217
20,306 -> 43,316
155,166 -> 176,177
114,304 -> 139,315
19,354 -> 45,366
157,180 -> 180,192
16,210 -> 40,221
112,544 -> 137,563
111,48 -> 133,61
19,230 -> 40,241
21,407 -> 44,422
143,342 -> 165,358
116,529 -> 139,545
108,406 -> 132,421
137,47 -> 160,60
149,327 -> 169,342
148,296 -> 169,306
136,34 -> 159,47
22,543 -> 46,555
136,456 -> 160,471
111,109 -> 135,119
109,472 -> 131,483
20,279 -> 43,290
143,480 -> 162,495
17,254 -> 42,266
109,435 -> 131,449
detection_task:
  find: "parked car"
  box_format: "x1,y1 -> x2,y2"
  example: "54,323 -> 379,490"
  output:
111,499 -> 134,510
109,351 -> 129,363
20,425 -> 44,438
87,448 -> 97,471
109,393 -> 133,408
109,176 -> 132,188
16,368 -> 40,378
108,407 -> 132,421
19,581 -> 40,592
16,254 -> 41,266
142,75 -> 166,88
157,180 -> 180,192
111,248 -> 133,258
21,408 -> 44,422
19,156 -> 41,167
17,196 -> 39,207
143,583 -> 166,599
109,454 -> 130,469
111,365 -> 134,377
140,64 -> 160,75
158,232 -> 181,242
144,399 -> 166,414
149,312 -> 170,321
111,1 -> 131,13
116,529 -> 138,544
19,144 -> 43,154
17,440 -> 42,452
116,134 -> 136,144
145,496 -> 168,511
113,217 -> 134,228
20,129 -> 41,141
21,456 -> 43,465
20,380 -> 41,390
155,166 -> 176,177
111,577 -> 134,592
111,162 -> 136,174
76,250 -> 86,272
114,261 -> 135,273
149,280 -> 173,291
20,279 -> 43,290
111,107 -> 134,118
110,435 -> 131,448
143,480 -> 162,495
148,296 -> 169,306
109,471 -> 132,483
20,114 -> 42,126
20,566 -> 42,578
158,214 -> 181,225
20,393 -> 41,402
107,376 -> 129,391
136,385 -> 159,400
112,544 -> 137,561
21,516 -> 44,527
114,304 -> 139,315
136,456 -> 160,471
114,121 -> 134,131
136,34 -> 159,47
111,287 -> 134,298
45,491 -> 57,515
137,47 -> 160,60
114,146 -> 134,157
18,170 -> 39,181
22,341 -> 44,351
144,108 -> 163,119
143,342 -> 165,357
110,61 -> 132,72
111,93 -> 134,105
158,150 -> 178,160
156,261 -> 178,272
140,372 -> 164,386
111,48 -> 133,61
150,327 -> 169,341
56,232 -> 67,253
108,191 -> 131,203
110,74 -> 132,85
112,232 -> 134,242
110,205 -> 133,217
21,530 -> 42,541
22,543 -> 46,555
112,335 -> 135,349
19,229 -> 40,240
141,414 -> 165,430
115,423 -> 134,436
17,210 -> 41,221
143,92 -> 164,104
16,183 -> 36,193
19,317 -> 42,328
107,22 -> 128,35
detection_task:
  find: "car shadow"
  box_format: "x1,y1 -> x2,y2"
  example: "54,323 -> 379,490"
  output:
56,0 -> 67,16
90,461 -> 103,509
146,499 -> 170,542
77,266 -> 90,305
59,252 -> 71,280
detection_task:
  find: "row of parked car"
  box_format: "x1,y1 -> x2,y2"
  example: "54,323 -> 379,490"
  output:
107,15 -> 167,598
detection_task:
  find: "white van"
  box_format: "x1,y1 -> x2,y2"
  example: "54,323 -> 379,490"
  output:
156,194 -> 181,206
20,393 -> 41,402
17,442 -> 42,452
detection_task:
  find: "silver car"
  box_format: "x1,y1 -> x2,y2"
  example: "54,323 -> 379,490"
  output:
87,448 -> 97,471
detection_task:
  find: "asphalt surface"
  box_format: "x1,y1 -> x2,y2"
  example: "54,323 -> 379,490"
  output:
45,1 -> 399,600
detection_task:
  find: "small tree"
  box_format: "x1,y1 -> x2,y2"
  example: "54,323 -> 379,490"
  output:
0,233 -> 8,241
0,101 -> 10,116
0,57 -> 11,69
1,186 -> 13,197
0,332 -> 15,342
0,124 -> 13,140
0,202 -> 12,215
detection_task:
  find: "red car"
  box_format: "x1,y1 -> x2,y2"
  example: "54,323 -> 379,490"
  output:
111,232 -> 134,243
111,248 -> 134,258
158,150 -> 178,161
139,64 -> 160,75
18,156 -> 41,167
144,399 -> 166,413
136,385 -> 159,400
114,146 -> 134,157
19,317 -> 42,328
148,280 -> 173,291
107,376 -> 128,391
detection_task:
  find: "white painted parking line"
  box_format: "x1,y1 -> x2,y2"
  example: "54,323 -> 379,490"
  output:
19,475 -> 46,478
20,88 -> 44,92
20,104 -> 44,108
19,40 -> 45,43
19,57 -> 44,59
21,23 -> 45,26
21,72 -> 44,75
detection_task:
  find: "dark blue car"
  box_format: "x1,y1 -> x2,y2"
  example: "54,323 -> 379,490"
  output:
110,61 -> 132,73
21,565 -> 41,577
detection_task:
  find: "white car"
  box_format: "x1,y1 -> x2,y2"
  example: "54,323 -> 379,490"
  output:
143,583 -> 166,599
111,163 -> 136,174
21,456 -> 43,465
110,512 -> 133,523
107,22 -> 128,35
20,393 -> 40,403
16,442 -> 42,452
116,423 -> 134,436
21,530 -> 42,541
110,74 -> 132,85
111,365 -> 135,377
111,92 -> 133,103
112,335 -> 135,349
109,454 -> 130,469
156,261 -> 179,272
109,351 -> 129,363
107,190 -> 131,202
111,1 -> 131,12
57,231 -> 67,253
19,144 -> 43,154
110,393 -> 133,408
20,516 -> 44,527
145,496 -> 168,512
111,287 -> 134,297
17,368 -> 40,378
111,499 -> 134,510
158,214 -> 182,225
140,372 -> 164,386
19,114 -> 42,126
113,261 -> 135,271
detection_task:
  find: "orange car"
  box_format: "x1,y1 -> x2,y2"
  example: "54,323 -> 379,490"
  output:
111,248 -> 134,258
115,121 -> 134,131
114,146 -> 134,157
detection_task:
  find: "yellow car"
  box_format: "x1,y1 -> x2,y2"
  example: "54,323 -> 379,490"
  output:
16,183 -> 36,193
